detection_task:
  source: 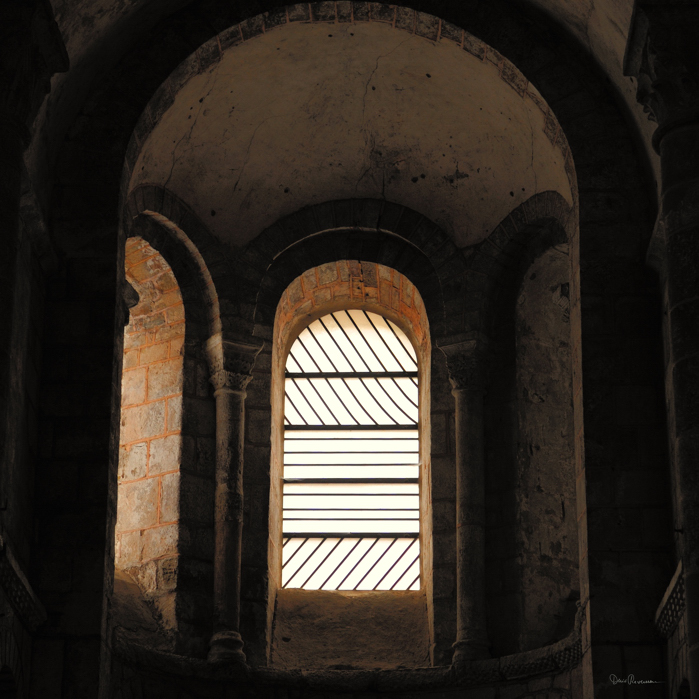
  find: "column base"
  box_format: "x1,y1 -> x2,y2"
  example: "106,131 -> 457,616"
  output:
452,636 -> 490,666
208,630 -> 248,667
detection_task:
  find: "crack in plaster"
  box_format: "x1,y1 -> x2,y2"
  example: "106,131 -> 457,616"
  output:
357,37 -> 414,191
163,68 -> 220,191
231,114 -> 284,193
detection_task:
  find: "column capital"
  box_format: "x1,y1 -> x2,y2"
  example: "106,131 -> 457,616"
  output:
624,2 -> 699,150
437,336 -> 492,392
206,334 -> 264,395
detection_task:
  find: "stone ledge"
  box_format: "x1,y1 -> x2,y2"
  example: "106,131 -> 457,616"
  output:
113,604 -> 583,690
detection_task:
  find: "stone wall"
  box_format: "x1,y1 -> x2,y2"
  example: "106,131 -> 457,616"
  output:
117,236 -> 185,638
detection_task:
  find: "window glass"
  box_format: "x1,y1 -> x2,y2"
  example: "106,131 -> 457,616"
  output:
282,310 -> 420,591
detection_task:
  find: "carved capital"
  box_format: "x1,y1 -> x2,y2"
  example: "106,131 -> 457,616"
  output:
438,337 -> 492,391
210,370 -> 254,394
624,3 -> 699,147
206,334 -> 264,395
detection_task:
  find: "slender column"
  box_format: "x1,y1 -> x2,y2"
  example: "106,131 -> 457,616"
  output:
441,339 -> 491,667
625,5 -> 699,694
206,336 -> 262,665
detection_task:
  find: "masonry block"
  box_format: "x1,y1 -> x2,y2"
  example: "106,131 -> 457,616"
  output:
119,442 -> 148,481
149,434 -> 181,475
121,400 -> 166,443
116,478 -> 158,531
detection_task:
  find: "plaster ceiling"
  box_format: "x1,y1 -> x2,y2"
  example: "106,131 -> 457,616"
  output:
129,21 -> 572,249
30,0 -> 658,199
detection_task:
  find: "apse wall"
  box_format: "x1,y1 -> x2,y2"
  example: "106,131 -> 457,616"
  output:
106,2 -> 592,694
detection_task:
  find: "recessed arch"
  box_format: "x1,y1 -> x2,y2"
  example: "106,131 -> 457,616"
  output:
247,199 -> 455,339
268,260 -> 434,670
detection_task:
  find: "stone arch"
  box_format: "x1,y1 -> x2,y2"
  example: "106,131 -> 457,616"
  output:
467,192 -> 579,655
36,0 -> 668,689
115,194 -> 225,658
125,185 -> 231,339
117,237 -> 188,645
243,199 -> 459,341
468,191 -> 575,338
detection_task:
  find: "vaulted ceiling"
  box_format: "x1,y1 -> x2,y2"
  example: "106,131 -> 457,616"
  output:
28,0 -> 658,236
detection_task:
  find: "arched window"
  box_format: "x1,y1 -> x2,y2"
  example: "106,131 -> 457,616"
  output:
268,261 -> 433,669
281,309 -> 420,590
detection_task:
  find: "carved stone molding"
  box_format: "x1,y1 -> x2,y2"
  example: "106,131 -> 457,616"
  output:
438,337 -> 492,391
0,533 -> 46,631
624,2 -> 699,148
210,370 -> 254,394
112,603 -> 584,688
655,559 -> 685,639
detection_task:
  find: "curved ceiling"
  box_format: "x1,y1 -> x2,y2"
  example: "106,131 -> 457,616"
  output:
28,0 -> 657,199
129,21 -> 572,249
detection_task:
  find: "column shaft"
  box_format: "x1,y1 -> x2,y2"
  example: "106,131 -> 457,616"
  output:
452,386 -> 489,664
209,382 -> 247,664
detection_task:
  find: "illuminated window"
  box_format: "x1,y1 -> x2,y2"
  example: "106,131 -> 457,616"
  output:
281,309 -> 420,590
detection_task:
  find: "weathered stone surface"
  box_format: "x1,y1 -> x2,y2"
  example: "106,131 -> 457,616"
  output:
119,442 -> 148,481
147,359 -> 183,400
116,479 -> 159,531
121,367 -> 147,406
271,589 -> 430,670
148,434 -> 181,475
159,472 -> 180,523
121,401 -> 166,443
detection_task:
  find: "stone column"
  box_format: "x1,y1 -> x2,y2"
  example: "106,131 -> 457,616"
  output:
625,4 -> 699,694
441,338 -> 491,667
206,335 -> 262,665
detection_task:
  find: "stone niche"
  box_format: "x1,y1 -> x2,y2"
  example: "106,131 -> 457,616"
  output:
267,260 -> 436,669
485,244 -> 579,656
